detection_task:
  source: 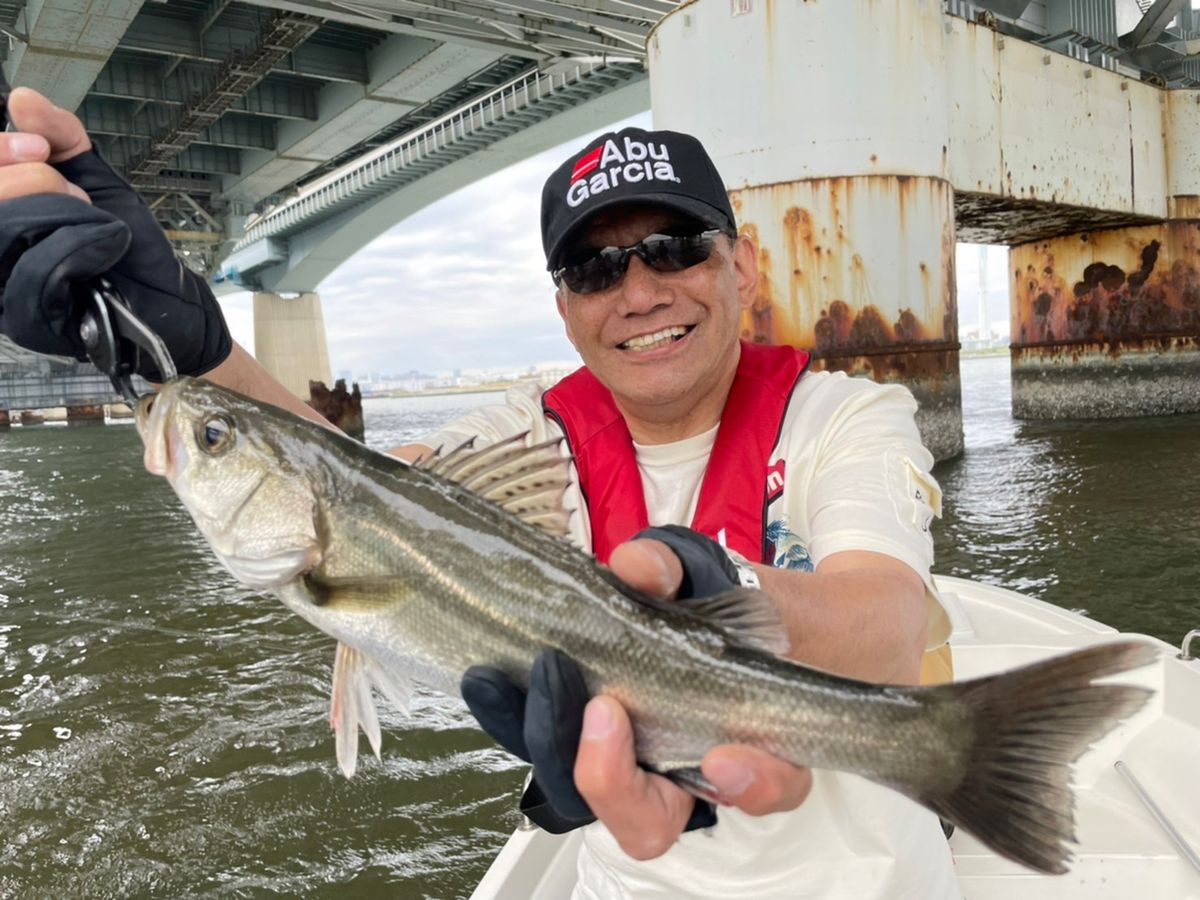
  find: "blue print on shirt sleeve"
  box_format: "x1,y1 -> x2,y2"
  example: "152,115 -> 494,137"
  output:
767,519 -> 814,572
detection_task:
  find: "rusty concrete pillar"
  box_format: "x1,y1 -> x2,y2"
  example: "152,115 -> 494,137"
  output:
0,409 -> 9,429
648,0 -> 962,459
308,378 -> 365,441
1010,222 -> 1200,418
66,404 -> 105,425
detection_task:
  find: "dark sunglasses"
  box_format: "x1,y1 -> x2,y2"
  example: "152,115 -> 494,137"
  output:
552,228 -> 731,295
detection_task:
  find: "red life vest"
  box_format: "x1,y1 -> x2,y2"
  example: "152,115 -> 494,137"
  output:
542,341 -> 809,564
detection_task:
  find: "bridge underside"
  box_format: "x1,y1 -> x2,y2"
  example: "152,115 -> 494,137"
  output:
0,0 -> 666,277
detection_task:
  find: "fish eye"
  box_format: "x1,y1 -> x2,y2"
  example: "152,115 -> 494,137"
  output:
196,415 -> 235,455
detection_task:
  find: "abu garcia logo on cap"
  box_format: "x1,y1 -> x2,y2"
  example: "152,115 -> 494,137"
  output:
566,136 -> 682,208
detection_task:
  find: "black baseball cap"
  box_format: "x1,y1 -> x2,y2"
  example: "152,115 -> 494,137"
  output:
540,127 -> 738,271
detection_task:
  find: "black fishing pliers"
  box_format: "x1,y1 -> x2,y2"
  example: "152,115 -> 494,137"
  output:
78,282 -> 177,405
2,71 -> 175,405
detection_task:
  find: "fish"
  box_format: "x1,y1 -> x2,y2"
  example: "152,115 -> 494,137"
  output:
134,376 -> 1157,875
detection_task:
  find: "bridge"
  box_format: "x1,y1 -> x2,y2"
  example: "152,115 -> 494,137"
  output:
2,1 -> 1199,457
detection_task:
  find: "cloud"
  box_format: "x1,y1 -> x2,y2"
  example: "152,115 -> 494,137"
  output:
222,110 -> 654,377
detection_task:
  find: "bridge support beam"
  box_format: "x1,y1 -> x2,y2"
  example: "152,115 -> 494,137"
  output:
252,291 -> 333,400
1010,221 -> 1200,418
650,0 -> 962,459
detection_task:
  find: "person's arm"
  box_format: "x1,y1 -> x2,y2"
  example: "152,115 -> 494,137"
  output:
0,88 -> 342,428
385,381 -> 563,464
196,341 -> 334,428
756,550 -> 927,684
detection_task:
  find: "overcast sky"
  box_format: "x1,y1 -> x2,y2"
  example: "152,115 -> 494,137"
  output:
219,111 -> 653,378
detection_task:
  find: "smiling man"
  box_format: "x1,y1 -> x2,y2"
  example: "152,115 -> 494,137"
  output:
404,128 -> 958,899
0,99 -> 955,897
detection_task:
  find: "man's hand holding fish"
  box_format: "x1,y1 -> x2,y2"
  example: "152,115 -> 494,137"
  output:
0,93 -> 1158,900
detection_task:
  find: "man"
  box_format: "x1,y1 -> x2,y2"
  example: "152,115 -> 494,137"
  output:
0,88 -> 956,897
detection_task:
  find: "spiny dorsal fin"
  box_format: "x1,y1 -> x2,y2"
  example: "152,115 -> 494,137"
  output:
417,436 -> 476,473
677,587 -> 791,656
435,432 -> 530,482
419,433 -> 572,537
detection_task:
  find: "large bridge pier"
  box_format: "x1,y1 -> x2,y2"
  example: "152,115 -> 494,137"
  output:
252,291 -> 334,400
650,0 -> 962,459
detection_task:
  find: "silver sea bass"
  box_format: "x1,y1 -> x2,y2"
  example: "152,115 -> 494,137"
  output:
136,377 -> 1157,875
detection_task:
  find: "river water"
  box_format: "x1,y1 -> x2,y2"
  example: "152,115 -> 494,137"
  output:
1,355 -> 1197,897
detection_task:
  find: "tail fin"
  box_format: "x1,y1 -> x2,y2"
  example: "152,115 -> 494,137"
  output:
924,640 -> 1157,874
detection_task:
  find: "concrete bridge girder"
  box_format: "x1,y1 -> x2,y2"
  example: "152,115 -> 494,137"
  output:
222,37 -> 502,205
237,74 -> 650,296
4,0 -> 146,111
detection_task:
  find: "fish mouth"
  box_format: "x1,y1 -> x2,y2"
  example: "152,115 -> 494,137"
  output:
133,393 -> 156,435
136,389 -> 187,482
617,325 -> 693,352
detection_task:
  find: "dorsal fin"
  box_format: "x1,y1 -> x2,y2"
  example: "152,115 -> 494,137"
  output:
434,432 -> 529,482
676,587 -> 791,656
417,436 -> 476,473
419,433 -> 572,537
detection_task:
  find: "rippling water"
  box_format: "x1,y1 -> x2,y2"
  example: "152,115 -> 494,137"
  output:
1,361 -> 1197,896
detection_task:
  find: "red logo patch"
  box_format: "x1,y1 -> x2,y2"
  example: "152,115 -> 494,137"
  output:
766,460 -> 786,497
570,146 -> 603,183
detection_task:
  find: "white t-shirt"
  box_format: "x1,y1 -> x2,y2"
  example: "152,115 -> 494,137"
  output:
421,370 -> 959,900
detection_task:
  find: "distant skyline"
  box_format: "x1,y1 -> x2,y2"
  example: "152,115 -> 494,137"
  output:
218,115 -> 1016,378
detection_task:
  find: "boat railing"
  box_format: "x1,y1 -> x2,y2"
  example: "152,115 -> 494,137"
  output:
1179,629 -> 1199,661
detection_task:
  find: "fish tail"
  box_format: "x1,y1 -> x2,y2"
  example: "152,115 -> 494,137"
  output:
920,639 -> 1157,874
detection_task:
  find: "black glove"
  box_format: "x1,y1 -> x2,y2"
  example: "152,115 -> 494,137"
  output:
463,649 -> 595,834
0,195 -> 130,359
631,525 -> 741,597
463,649 -> 718,835
0,148 -> 232,379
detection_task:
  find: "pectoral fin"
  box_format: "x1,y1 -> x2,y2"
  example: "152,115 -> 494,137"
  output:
330,641 -> 413,778
675,588 -> 790,656
305,574 -> 412,612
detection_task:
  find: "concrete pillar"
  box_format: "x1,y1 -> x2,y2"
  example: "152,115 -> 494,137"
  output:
66,404 -> 105,425
1008,82 -> 1200,418
649,0 -> 962,460
0,409 -> 9,429
1010,222 -> 1200,418
252,291 -> 333,400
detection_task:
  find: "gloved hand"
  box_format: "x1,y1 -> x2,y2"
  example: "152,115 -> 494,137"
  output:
0,121 -> 231,379
0,195 -> 130,360
461,526 -> 741,836
630,524 -> 741,596
462,648 -> 597,834
463,649 -> 718,835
